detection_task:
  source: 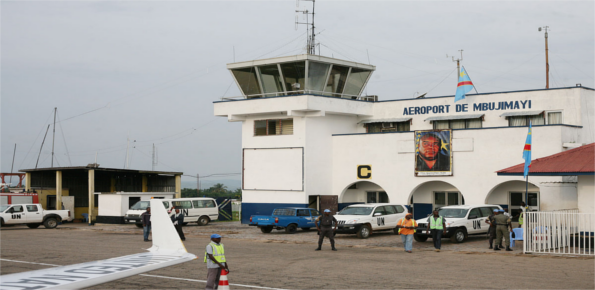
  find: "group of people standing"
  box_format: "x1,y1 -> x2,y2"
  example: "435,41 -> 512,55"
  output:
140,206 -> 186,242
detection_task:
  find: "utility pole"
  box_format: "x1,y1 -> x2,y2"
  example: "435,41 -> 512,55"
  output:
9,144 -> 16,186
196,174 -> 200,195
36,125 -> 50,169
539,26 -> 550,89
51,108 -> 57,168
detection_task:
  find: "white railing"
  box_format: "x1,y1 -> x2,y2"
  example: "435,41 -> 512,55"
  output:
524,211 -> 594,255
220,90 -> 377,102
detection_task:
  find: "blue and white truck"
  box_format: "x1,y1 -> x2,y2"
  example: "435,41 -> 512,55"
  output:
249,207 -> 321,234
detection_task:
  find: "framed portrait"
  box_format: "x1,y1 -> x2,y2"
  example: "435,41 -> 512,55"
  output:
414,130 -> 452,176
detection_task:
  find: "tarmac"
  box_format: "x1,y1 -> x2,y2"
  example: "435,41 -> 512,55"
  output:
1,222 -> 593,289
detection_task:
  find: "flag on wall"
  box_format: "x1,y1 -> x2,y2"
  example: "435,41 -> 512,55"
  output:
454,66 -> 474,102
523,121 -> 532,178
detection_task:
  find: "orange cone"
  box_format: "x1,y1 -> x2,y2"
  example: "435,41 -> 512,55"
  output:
218,268 -> 230,290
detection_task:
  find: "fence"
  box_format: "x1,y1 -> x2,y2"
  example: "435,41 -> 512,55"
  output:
524,210 -> 594,255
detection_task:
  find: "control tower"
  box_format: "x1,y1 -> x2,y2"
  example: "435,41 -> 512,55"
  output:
226,54 -> 376,101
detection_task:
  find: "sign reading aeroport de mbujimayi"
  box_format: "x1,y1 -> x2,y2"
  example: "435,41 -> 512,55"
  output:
403,100 -> 533,115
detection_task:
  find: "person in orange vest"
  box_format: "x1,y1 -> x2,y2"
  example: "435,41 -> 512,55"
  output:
396,213 -> 417,253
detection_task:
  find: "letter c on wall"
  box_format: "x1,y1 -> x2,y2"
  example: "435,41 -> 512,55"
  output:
357,165 -> 372,179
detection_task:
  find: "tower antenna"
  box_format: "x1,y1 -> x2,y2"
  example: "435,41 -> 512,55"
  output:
447,49 -> 464,77
538,26 -> 550,89
295,0 -> 318,55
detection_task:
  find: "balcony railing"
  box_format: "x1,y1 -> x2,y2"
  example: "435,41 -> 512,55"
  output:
221,90 -> 378,102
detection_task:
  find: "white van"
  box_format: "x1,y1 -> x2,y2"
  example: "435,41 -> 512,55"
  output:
124,197 -> 219,227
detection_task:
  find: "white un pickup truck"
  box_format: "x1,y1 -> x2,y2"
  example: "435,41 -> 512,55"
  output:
0,204 -> 72,229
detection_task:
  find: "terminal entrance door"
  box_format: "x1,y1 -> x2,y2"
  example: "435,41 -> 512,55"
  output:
308,195 -> 338,214
510,192 -> 539,221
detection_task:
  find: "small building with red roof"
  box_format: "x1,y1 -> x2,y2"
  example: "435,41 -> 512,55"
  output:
497,143 -> 594,213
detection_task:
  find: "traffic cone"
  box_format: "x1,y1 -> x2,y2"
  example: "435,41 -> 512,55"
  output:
218,268 -> 230,290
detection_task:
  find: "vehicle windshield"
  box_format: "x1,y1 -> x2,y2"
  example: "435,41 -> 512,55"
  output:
0,205 -> 9,212
338,207 -> 374,216
130,201 -> 150,210
438,208 -> 469,218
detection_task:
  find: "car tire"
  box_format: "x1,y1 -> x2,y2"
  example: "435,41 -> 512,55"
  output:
27,223 -> 41,229
260,226 -> 273,233
135,224 -> 144,228
450,228 -> 466,243
198,216 -> 209,226
413,233 -> 428,242
356,224 -> 371,239
285,224 -> 298,234
43,218 -> 58,229
301,227 -> 311,231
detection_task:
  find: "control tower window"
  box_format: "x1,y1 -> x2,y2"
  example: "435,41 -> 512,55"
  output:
344,68 -> 372,97
254,119 -> 294,136
308,61 -> 331,94
324,65 -> 349,97
258,65 -> 285,96
280,62 -> 306,95
231,67 -> 262,97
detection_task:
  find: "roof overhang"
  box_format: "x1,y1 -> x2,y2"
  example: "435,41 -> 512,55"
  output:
497,172 -> 595,176
227,54 -> 376,71
499,110 -> 544,117
358,118 -> 412,124
424,114 -> 484,122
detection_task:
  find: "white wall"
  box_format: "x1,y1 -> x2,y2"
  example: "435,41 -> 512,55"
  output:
98,194 -> 122,216
578,175 -> 594,213
243,148 -> 303,191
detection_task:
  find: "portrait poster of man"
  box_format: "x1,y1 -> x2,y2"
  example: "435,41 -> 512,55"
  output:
414,130 -> 452,176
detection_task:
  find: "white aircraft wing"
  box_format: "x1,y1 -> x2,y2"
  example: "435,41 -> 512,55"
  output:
0,199 -> 197,290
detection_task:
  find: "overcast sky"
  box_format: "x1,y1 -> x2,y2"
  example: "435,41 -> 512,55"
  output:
2,1 -> 593,189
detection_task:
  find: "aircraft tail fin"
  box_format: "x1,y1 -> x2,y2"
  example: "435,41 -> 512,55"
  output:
148,199 -> 188,254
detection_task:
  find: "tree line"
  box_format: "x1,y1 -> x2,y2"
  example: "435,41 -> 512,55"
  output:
181,183 -> 241,199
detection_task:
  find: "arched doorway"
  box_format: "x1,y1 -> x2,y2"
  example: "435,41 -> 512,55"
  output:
408,181 -> 463,220
485,181 -> 540,221
339,181 -> 388,210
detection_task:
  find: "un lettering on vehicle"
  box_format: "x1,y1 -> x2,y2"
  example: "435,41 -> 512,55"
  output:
472,220 -> 482,229
12,214 -> 22,220
377,217 -> 385,226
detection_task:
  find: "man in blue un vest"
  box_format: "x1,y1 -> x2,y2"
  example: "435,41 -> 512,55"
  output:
426,210 -> 446,252
205,234 -> 230,290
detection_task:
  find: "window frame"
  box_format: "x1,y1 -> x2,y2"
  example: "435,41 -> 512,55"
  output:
546,111 -> 563,125
366,121 -> 411,133
507,113 -> 545,127
432,118 -> 483,130
254,118 -> 294,136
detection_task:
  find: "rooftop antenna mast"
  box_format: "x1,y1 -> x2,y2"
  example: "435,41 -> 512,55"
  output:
447,50 -> 464,77
295,0 -> 317,55
538,26 -> 549,89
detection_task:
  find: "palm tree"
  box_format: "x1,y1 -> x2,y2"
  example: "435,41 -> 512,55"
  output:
212,183 -> 227,194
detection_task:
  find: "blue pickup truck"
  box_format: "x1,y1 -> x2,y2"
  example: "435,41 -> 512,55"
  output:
249,207 -> 321,234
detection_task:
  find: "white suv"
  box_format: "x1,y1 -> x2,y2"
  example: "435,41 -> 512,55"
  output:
335,203 -> 408,239
414,204 -> 503,243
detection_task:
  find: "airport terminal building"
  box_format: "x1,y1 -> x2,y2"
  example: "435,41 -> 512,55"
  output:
213,54 -> 595,223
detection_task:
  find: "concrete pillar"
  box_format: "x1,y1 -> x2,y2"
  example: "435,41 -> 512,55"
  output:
175,175 -> 181,198
25,172 -> 31,191
142,176 -> 148,192
56,171 -> 62,210
88,169 -> 95,225
110,176 -> 116,192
